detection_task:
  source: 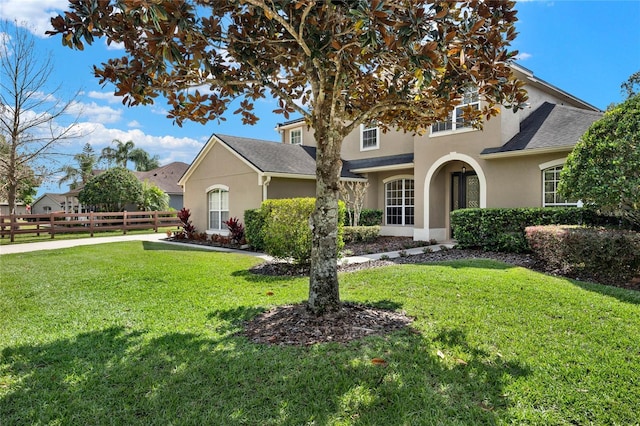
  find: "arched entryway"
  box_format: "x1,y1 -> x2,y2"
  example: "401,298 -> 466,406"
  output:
421,153 -> 486,241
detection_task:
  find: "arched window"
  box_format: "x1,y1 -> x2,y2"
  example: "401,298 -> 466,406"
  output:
542,165 -> 578,207
208,187 -> 229,230
385,178 -> 414,226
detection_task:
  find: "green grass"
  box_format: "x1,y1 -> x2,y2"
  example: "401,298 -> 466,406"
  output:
1,242 -> 639,425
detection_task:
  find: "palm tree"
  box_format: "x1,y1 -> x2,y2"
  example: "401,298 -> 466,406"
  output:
113,139 -> 135,168
130,148 -> 160,171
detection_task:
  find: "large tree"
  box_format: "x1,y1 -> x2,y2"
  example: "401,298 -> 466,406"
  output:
58,142 -> 98,189
559,93 -> 640,227
78,167 -> 143,212
0,20 -> 83,214
50,0 -> 527,314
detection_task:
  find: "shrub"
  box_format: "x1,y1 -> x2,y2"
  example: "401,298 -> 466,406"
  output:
450,207 -> 626,253
525,225 -> 640,286
359,209 -> 383,226
259,198 -> 345,264
244,208 -> 266,250
224,217 -> 245,244
342,226 -> 380,243
177,207 -> 196,239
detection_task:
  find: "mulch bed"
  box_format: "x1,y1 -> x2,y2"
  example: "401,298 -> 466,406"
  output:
243,302 -> 414,346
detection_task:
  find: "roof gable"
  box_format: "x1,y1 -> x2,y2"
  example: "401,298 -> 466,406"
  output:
181,133 -> 363,183
481,102 -> 603,157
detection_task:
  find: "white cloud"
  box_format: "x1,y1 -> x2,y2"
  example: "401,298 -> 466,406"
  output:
87,91 -> 124,104
69,122 -> 204,164
127,120 -> 142,128
515,52 -> 533,61
69,101 -> 123,124
0,0 -> 69,37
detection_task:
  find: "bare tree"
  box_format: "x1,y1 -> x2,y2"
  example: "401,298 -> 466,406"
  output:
0,20 -> 83,213
339,180 -> 369,227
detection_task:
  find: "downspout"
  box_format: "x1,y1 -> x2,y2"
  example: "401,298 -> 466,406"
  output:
262,175 -> 272,201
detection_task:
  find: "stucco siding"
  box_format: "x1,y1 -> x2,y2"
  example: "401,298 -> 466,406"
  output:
484,152 -> 571,208
267,178 -> 316,199
182,142 -> 262,231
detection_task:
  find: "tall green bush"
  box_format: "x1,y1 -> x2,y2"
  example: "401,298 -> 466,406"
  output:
244,208 -> 266,250
250,198 -> 345,264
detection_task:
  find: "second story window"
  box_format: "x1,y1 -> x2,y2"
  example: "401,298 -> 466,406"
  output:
361,122 -> 379,151
432,87 -> 480,134
290,128 -> 302,145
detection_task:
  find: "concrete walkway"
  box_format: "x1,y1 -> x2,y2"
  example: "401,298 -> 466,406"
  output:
0,233 -> 454,264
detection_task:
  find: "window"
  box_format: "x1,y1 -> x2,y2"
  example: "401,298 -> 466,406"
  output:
290,128 -> 302,145
543,166 -> 578,207
360,123 -> 379,151
431,87 -> 480,134
208,188 -> 229,230
385,178 -> 414,226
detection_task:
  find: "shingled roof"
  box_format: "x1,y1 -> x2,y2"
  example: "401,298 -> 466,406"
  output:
135,162 -> 189,195
215,134 -> 362,179
481,102 -> 602,156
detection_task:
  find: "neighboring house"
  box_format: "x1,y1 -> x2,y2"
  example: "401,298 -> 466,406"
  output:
135,162 -> 189,210
179,64 -> 602,241
43,162 -> 188,213
0,201 -> 28,216
31,193 -> 66,214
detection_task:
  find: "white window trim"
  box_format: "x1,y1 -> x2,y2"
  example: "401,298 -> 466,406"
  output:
290,128 -> 303,145
541,164 -> 579,207
360,124 -> 380,151
430,87 -> 480,136
384,175 -> 415,227
206,184 -> 230,231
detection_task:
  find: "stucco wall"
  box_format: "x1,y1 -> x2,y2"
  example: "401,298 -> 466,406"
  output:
267,178 -> 316,199
182,142 -> 262,232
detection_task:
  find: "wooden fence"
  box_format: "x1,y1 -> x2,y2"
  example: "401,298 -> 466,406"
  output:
0,211 -> 182,242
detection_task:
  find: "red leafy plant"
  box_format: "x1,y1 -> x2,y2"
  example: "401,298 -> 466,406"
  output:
177,208 -> 196,239
224,217 -> 245,244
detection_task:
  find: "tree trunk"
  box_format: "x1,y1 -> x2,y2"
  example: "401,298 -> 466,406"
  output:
307,123 -> 344,315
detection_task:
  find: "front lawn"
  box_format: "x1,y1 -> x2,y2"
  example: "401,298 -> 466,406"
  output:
1,242 -> 638,425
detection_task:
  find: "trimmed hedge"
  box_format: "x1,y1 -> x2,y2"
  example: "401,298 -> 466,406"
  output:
245,198 -> 345,264
358,209 -> 383,226
342,226 -> 380,243
450,207 -> 619,253
525,225 -> 640,286
244,208 -> 266,251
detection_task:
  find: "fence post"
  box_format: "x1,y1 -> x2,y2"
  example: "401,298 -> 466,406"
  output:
89,211 -> 95,237
154,211 -> 159,232
50,212 -> 55,239
123,210 -> 127,235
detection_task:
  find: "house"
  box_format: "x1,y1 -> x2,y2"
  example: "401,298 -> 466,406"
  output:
135,162 -> 189,210
0,201 -> 28,216
36,162 -> 189,214
31,193 -> 66,214
179,64 -> 602,241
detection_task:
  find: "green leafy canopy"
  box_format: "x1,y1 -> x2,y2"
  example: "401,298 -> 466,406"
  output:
559,94 -> 640,227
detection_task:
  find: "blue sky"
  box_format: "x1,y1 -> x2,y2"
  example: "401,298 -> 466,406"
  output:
1,0 -> 639,197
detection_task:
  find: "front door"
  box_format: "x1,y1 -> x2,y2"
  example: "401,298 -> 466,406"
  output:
451,172 -> 480,211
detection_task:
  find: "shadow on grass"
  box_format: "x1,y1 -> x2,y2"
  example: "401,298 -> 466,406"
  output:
566,277 -> 640,305
1,322 -> 530,425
